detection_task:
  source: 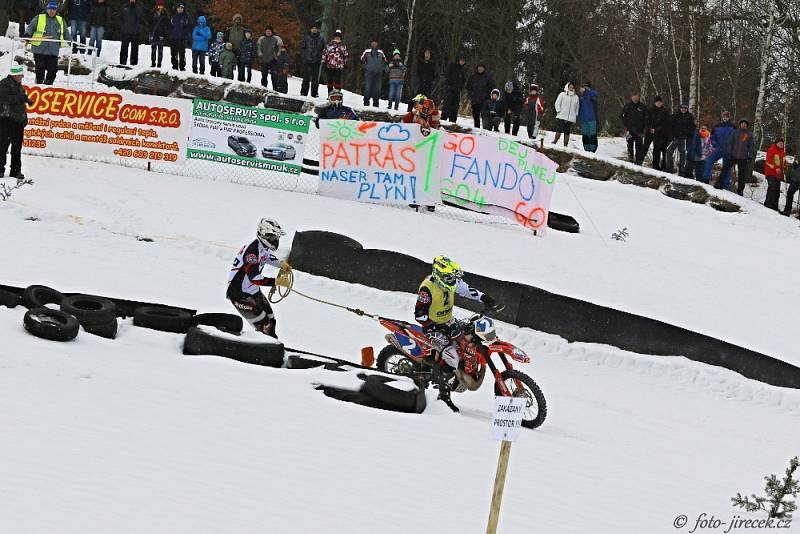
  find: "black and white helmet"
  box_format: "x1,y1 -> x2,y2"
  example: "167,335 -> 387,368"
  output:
257,218 -> 285,249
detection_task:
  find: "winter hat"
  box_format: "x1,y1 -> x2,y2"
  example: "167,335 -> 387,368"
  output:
654,95 -> 663,102
504,81 -> 514,92
46,0 -> 58,9
310,22 -> 318,29
392,48 -> 401,56
177,3 -> 185,8
738,118 -> 749,127
583,81 -> 591,88
217,31 -> 224,38
490,88 -> 500,97
680,101 -> 689,109
334,29 -> 342,36
699,127 -> 710,138
9,64 -> 24,76
155,0 -> 165,7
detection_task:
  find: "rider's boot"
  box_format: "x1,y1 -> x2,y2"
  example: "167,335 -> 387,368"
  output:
432,363 -> 460,413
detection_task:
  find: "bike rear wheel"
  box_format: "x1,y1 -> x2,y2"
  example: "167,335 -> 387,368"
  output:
495,369 -> 547,429
377,345 -> 431,388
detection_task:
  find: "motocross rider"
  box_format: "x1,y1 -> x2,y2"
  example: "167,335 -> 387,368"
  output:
402,93 -> 441,130
415,256 -> 497,406
227,218 -> 292,338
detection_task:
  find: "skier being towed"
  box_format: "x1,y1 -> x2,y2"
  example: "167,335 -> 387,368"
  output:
227,218 -> 291,338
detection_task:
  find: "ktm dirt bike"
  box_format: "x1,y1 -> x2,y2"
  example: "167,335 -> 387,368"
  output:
375,313 -> 547,429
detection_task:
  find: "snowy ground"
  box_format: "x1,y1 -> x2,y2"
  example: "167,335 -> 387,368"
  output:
1,155 -> 800,533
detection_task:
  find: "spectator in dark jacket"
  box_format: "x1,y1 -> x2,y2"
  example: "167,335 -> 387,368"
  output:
190,15 -> 211,74
226,13 -> 245,53
481,88 -> 505,131
149,0 -> 170,68
237,29 -> 256,82
299,23 -> 325,97
466,64 -> 494,129
442,55 -> 466,122
578,82 -> 599,152
0,64 -> 31,180
169,2 -> 190,70
781,161 -> 800,217
18,0 -> 40,35
665,102 -> 695,176
522,83 -> 545,139
642,95 -> 670,170
273,44 -> 289,93
620,91 -> 647,164
65,0 -> 90,54
501,80 -> 523,136
408,47 -> 435,112
119,0 -> 145,66
703,111 -> 735,186
720,118 -> 755,194
0,1 -> 8,38
360,38 -> 386,107
88,0 -> 108,57
257,26 -> 283,89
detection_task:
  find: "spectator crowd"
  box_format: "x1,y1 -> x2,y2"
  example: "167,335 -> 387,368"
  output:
1,0 -> 797,215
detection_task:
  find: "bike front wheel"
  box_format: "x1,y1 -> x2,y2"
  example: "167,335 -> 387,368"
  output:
495,369 -> 547,429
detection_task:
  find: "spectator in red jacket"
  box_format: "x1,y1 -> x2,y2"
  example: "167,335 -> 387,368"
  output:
763,137 -> 785,211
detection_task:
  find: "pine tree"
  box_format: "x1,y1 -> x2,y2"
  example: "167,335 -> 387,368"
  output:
732,457 -> 799,519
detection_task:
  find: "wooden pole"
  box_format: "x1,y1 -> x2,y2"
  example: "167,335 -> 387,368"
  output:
486,440 -> 512,534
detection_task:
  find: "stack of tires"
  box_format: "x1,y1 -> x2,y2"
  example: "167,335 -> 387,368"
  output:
19,285 -> 118,341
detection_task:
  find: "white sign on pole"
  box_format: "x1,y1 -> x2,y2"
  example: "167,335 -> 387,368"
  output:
489,396 -> 527,442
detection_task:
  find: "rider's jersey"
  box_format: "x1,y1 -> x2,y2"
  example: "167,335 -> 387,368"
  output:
226,238 -> 282,299
415,275 -> 483,327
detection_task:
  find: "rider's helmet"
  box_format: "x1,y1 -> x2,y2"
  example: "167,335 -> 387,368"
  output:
256,218 -> 285,249
432,255 -> 463,290
474,317 -> 497,343
328,89 -> 344,105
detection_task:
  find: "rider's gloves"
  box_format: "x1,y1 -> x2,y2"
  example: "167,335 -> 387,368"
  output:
428,331 -> 449,353
481,294 -> 496,308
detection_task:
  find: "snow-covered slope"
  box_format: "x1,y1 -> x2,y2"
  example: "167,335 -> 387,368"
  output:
2,154 -> 800,533
3,155 -> 799,366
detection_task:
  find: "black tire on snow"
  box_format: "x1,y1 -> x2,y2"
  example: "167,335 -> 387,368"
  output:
23,307 -> 80,342
182,326 -> 284,367
547,212 -> 580,233
83,317 -> 118,339
191,313 -> 243,334
133,305 -> 193,333
60,295 -> 117,326
494,369 -> 547,429
361,374 -> 426,414
286,355 -> 331,369
22,285 -> 65,309
0,289 -> 21,308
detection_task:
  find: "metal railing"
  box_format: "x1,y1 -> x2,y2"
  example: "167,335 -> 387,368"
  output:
8,37 -> 98,87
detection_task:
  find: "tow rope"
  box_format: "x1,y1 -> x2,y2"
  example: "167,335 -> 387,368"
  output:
267,266 -> 380,320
